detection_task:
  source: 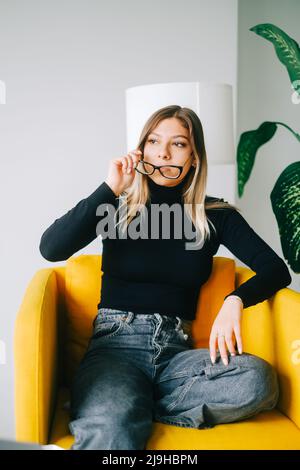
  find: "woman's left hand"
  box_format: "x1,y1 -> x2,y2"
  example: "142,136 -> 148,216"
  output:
209,296 -> 244,366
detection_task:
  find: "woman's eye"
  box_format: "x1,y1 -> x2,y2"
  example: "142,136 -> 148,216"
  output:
148,139 -> 185,147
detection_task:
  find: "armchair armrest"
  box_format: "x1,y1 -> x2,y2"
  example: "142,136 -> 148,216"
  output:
271,287 -> 300,430
14,267 -> 65,444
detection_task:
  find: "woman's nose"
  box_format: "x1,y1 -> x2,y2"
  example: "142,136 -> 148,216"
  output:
159,155 -> 170,161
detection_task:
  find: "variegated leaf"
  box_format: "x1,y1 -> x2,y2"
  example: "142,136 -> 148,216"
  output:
250,23 -> 300,97
237,122 -> 277,197
270,161 -> 300,272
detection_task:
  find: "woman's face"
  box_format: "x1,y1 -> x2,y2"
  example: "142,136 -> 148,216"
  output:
143,117 -> 195,187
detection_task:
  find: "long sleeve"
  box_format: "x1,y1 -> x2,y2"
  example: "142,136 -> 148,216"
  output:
217,204 -> 292,308
39,181 -> 117,262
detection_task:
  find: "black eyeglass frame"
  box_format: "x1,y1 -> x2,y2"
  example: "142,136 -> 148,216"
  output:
134,155 -> 192,180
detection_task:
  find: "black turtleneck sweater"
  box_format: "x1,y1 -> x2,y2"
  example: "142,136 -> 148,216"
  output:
39,169 -> 292,320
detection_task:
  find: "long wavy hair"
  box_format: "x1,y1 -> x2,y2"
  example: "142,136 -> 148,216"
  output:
114,105 -> 240,247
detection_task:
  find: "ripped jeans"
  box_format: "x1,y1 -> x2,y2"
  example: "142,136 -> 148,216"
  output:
68,308 -> 279,450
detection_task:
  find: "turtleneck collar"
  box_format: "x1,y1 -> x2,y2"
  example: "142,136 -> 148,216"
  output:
147,166 -> 194,204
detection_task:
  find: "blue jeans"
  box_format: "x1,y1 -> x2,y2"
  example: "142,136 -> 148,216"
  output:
68,308 -> 279,450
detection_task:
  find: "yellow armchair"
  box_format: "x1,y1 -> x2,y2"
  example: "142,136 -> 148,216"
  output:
14,255 -> 300,450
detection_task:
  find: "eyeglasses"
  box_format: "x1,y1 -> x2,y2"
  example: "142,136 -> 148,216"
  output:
135,156 -> 191,180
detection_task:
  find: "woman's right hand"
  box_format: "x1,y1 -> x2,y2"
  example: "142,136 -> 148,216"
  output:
105,149 -> 143,196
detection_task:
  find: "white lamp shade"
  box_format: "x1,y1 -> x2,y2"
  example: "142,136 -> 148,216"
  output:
125,81 -> 234,164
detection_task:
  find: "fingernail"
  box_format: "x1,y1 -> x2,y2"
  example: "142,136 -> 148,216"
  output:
239,349 -> 243,355
223,359 -> 228,365
230,353 -> 236,356
210,356 -> 215,364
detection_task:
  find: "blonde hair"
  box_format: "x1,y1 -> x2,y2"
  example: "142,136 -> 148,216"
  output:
113,105 -> 240,247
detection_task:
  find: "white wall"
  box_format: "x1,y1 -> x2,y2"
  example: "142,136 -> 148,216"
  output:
0,0 -> 239,440
237,0 -> 299,291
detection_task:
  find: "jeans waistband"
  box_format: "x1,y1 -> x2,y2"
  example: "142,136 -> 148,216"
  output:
97,308 -> 193,334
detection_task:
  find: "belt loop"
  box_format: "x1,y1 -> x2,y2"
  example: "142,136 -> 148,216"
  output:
124,311 -> 135,324
154,313 -> 162,323
175,316 -> 182,331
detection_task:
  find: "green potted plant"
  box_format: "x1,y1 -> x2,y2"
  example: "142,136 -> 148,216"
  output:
237,23 -> 300,273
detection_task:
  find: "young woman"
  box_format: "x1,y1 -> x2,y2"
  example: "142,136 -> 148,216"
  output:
39,105 -> 291,450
